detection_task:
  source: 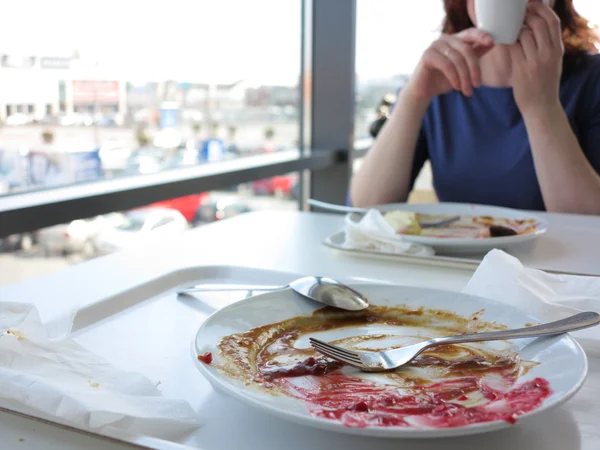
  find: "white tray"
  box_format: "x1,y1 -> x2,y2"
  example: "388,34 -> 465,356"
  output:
2,265 -> 599,450
325,230 -> 483,270
324,230 -> 598,277
0,265 -> 389,450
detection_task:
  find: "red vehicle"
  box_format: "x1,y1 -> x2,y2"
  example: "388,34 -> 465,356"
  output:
252,174 -> 298,197
149,193 -> 208,222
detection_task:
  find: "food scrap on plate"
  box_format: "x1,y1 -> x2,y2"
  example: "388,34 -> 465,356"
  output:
383,211 -> 538,239
197,352 -> 213,364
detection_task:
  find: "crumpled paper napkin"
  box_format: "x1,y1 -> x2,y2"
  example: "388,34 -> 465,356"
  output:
464,249 -> 600,345
0,302 -> 200,441
343,209 -> 435,257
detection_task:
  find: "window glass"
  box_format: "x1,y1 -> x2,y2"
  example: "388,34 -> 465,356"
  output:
0,0 -> 301,195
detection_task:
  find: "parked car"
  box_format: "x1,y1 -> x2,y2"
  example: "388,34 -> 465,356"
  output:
58,113 -> 93,127
4,114 -> 32,126
149,193 -> 209,223
252,174 -> 298,197
193,199 -> 252,226
95,208 -> 188,254
37,213 -> 126,257
0,232 -> 38,253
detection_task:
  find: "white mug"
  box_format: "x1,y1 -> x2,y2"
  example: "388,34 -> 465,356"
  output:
475,0 -> 550,45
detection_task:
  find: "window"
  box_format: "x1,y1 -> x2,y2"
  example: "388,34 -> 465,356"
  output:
0,0 -> 358,286
0,0 -> 302,193
354,0 -> 444,203
355,0 -> 444,143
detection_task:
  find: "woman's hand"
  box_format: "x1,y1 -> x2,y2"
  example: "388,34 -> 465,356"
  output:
405,29 -> 494,102
510,3 -> 564,117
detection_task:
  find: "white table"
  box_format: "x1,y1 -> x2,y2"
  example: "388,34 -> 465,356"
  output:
1,211 -> 598,450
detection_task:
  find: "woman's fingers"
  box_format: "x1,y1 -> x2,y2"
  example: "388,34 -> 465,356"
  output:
524,14 -> 552,57
527,3 -> 563,49
419,28 -> 493,97
455,28 -> 495,59
424,46 -> 461,92
432,42 -> 473,95
517,28 -> 537,62
439,29 -> 494,95
441,35 -> 483,87
454,28 -> 495,47
509,36 -> 526,66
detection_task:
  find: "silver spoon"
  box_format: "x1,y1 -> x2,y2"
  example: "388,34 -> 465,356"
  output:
307,199 -> 460,228
178,276 -> 369,311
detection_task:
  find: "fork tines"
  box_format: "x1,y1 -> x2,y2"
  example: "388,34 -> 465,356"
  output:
309,337 -> 364,367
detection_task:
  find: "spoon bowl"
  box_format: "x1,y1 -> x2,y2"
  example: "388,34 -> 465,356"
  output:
289,276 -> 369,311
179,276 -> 370,311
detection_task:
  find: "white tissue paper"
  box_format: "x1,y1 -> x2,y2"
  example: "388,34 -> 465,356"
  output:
0,302 -> 200,441
464,249 -> 600,346
343,209 -> 436,257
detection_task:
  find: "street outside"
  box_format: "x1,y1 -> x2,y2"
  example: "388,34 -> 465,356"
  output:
0,189 -> 298,287
0,119 -> 312,286
0,115 -> 431,288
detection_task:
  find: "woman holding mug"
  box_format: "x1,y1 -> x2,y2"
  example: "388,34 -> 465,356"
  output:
351,0 -> 600,214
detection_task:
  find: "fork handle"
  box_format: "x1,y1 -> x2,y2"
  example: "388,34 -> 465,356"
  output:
426,311 -> 600,348
308,199 -> 368,214
307,199 -> 460,227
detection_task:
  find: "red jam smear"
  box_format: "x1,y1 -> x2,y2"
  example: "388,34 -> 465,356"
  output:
261,357 -> 344,380
277,374 -> 551,428
197,352 -> 213,364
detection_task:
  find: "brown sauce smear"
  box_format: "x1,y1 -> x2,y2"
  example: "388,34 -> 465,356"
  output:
214,304 -> 521,389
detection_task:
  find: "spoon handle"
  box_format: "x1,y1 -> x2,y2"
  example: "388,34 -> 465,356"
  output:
179,284 -> 284,294
428,312 -> 600,348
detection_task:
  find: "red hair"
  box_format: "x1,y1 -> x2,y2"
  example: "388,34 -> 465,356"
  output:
442,0 -> 599,71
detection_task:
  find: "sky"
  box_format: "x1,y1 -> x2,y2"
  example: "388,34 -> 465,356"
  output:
0,0 -> 599,85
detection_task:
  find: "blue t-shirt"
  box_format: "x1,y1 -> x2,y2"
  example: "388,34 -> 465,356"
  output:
408,54 -> 600,211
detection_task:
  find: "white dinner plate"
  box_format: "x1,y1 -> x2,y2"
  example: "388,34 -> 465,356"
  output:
192,284 -> 587,439
346,203 -> 548,254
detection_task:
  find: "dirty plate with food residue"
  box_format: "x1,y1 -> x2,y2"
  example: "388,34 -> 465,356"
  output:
346,203 -> 548,255
191,284 -> 586,439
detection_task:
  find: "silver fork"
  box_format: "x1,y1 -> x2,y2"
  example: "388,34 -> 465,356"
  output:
309,311 -> 600,372
307,199 -> 460,228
